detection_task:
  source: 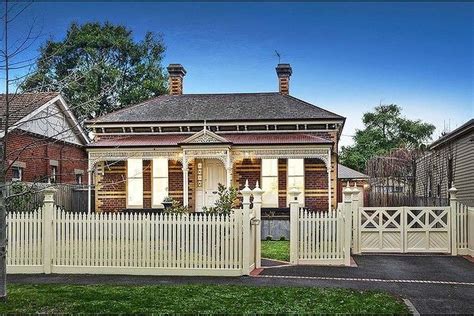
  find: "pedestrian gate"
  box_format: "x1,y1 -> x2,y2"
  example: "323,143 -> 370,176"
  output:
357,207 -> 451,253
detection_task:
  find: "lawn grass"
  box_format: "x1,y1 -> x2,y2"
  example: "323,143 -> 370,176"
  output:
262,240 -> 290,261
0,284 -> 409,314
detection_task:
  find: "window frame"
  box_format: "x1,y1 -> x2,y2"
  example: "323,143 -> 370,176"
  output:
287,158 -> 305,207
261,158 -> 279,208
50,165 -> 58,183
12,166 -> 23,182
152,157 -> 169,208
127,158 -> 144,208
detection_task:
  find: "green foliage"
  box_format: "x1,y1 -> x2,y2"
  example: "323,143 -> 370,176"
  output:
21,22 -> 167,120
6,182 -> 35,212
279,236 -> 286,241
202,183 -> 240,215
340,104 -> 435,171
163,199 -> 190,214
0,284 -> 408,314
265,235 -> 273,241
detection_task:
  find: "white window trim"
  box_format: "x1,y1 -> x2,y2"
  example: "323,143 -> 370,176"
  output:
261,158 -> 279,208
12,166 -> 23,182
152,158 -> 169,208
287,158 -> 305,207
127,158 -> 144,208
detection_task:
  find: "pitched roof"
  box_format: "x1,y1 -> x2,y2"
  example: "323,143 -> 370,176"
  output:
89,93 -> 344,124
338,164 -> 369,179
0,92 -> 60,129
87,132 -> 332,148
429,119 -> 474,150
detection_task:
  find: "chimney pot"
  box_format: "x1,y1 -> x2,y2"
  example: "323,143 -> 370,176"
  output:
167,64 -> 187,96
276,63 -> 292,95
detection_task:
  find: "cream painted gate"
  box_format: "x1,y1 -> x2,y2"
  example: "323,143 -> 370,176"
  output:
358,207 -> 451,253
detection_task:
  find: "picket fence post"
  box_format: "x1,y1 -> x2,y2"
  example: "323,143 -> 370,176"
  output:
289,187 -> 300,264
252,181 -> 264,269
449,186 -> 458,256
241,180 -> 252,275
42,186 -> 56,274
343,184 -> 353,266
351,183 -> 360,255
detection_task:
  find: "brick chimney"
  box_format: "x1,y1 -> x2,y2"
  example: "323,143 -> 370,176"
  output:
276,64 -> 292,95
167,64 -> 187,96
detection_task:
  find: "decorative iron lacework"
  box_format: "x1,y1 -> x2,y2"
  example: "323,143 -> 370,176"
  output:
89,147 -> 331,170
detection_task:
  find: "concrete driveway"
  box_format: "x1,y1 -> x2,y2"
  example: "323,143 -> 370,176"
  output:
259,254 -> 474,314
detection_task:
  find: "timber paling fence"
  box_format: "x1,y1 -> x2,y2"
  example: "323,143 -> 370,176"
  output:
5,182 -> 95,212
7,187 -> 259,276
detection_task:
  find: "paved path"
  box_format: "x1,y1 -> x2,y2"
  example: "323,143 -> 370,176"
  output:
8,255 -> 474,314
260,255 -> 474,314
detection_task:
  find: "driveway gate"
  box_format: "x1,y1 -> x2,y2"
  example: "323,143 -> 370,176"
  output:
358,207 -> 451,253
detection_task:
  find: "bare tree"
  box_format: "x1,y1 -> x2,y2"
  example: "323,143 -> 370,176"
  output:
0,1 -> 121,298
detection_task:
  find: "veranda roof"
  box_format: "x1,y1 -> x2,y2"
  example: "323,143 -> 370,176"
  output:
87,133 -> 332,148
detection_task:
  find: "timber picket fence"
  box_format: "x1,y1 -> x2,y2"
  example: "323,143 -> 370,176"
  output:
7,184 -> 263,276
289,187 -> 353,266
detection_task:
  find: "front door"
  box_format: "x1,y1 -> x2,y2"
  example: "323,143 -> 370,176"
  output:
196,159 -> 226,211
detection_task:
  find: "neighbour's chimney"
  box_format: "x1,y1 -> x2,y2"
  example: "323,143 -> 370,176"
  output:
276,63 -> 292,95
167,64 -> 187,96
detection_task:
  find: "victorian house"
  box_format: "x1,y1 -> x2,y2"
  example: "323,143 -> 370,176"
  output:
86,64 -> 345,213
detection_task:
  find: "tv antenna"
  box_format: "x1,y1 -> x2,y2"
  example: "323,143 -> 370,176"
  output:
274,50 -> 281,64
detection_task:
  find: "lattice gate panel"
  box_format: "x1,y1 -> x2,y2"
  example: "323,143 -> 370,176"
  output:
405,207 -> 450,253
358,207 -> 451,254
359,208 -> 403,252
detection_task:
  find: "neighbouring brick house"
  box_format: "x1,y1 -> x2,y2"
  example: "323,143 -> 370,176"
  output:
86,63 -> 345,213
1,92 -> 89,184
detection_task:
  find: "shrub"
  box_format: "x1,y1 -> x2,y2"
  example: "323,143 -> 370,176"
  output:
265,235 -> 273,241
6,182 -> 35,212
203,183 -> 239,215
279,236 -> 286,241
163,199 -> 190,214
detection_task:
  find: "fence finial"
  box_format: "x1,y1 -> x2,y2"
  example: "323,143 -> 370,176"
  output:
448,186 -> 458,201
241,179 -> 252,206
252,181 -> 264,203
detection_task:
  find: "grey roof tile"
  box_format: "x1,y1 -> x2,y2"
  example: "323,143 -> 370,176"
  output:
89,92 -> 344,124
338,164 -> 369,179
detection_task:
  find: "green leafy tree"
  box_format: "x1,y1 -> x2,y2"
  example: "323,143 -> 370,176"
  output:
340,104 -> 435,171
21,22 -> 167,119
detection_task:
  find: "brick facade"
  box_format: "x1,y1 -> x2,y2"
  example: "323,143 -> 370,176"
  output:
5,130 -> 88,184
95,156 -> 336,213
278,159 -> 287,208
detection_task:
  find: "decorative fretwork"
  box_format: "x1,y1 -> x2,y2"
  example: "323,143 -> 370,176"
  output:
182,148 -> 230,168
231,148 -> 331,169
88,150 -> 182,169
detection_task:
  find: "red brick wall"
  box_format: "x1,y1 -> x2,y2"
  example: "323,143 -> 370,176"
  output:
304,158 -> 329,211
96,161 -> 126,212
234,158 -> 261,190
143,160 -> 152,208
168,160 -> 183,204
278,159 -> 287,207
5,130 -> 87,184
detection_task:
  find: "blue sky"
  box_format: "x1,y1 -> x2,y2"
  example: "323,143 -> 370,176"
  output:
5,2 -> 474,147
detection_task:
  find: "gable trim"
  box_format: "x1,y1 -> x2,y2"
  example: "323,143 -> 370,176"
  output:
180,129 -> 232,145
0,94 -> 89,145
